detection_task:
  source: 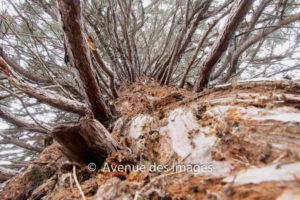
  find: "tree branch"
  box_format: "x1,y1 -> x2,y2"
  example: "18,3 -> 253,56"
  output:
0,105 -> 47,133
0,132 -> 43,152
0,58 -> 88,116
220,12 -> 300,83
86,36 -> 119,99
52,118 -> 120,166
0,48 -> 82,98
193,0 -> 254,92
57,0 -> 112,125
0,166 -> 18,182
179,8 -> 230,88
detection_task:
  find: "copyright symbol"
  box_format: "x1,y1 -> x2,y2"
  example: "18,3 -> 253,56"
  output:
88,162 -> 97,171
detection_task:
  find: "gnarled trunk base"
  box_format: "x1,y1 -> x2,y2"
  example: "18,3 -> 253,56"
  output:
52,118 -> 120,167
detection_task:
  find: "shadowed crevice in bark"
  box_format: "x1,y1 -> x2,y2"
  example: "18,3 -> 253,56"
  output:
52,118 -> 120,167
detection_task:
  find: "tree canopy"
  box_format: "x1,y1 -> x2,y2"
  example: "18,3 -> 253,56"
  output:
0,0 -> 300,170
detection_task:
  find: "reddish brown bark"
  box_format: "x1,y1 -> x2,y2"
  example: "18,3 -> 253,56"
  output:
193,0 -> 254,92
57,0 -> 112,125
0,54 -> 88,116
0,144 -> 62,199
52,118 -> 120,166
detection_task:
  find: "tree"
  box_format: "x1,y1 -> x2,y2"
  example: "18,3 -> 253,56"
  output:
0,0 -> 300,199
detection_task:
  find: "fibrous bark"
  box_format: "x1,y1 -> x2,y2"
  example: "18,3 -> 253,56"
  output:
86,36 -> 119,99
0,144 -> 62,199
52,118 -> 120,167
1,80 -> 300,200
56,0 -> 112,125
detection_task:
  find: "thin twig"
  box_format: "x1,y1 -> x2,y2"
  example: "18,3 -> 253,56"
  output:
0,14 -> 76,101
0,84 -> 50,131
73,165 -> 86,200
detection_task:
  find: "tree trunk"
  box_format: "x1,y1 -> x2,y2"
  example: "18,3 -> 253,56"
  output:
1,79 -> 300,200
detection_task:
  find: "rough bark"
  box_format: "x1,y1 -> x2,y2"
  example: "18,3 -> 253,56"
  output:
1,0 -> 300,199
56,0 -> 112,125
0,144 -> 62,199
1,80 -> 300,199
52,118 -> 120,167
193,0 -> 253,92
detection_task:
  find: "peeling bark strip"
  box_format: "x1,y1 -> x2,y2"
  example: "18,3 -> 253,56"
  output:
56,0 -> 112,124
52,118 -> 120,166
193,0 -> 254,92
